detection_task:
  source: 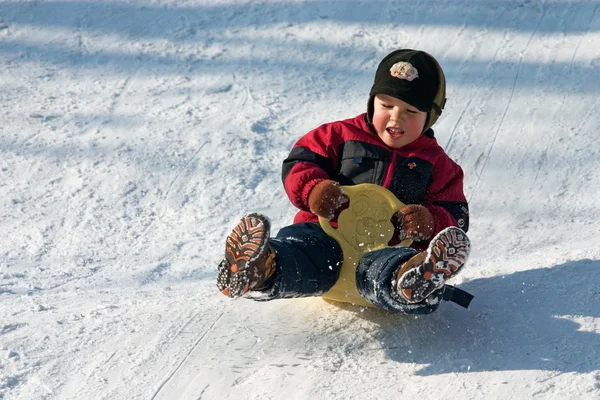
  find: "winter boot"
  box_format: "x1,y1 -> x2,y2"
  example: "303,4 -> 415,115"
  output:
395,226 -> 470,303
217,213 -> 277,298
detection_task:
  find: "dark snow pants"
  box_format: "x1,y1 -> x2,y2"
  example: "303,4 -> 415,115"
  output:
248,222 -> 443,314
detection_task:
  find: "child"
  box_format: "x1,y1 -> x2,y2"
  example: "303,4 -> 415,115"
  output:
216,49 -> 472,314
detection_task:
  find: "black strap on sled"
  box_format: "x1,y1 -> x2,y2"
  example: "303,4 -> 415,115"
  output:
443,285 -> 474,309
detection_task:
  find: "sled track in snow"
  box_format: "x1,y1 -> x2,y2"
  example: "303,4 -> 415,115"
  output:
149,312 -> 224,400
445,93 -> 475,154
533,26 -> 587,186
469,7 -> 545,203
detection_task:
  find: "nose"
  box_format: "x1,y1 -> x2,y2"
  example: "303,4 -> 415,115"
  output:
390,107 -> 404,123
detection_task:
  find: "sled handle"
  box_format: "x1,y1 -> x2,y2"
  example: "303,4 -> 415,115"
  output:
319,184 -> 412,253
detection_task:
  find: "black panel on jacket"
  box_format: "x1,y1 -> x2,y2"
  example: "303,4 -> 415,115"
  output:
335,141 -> 389,186
333,141 -> 434,207
282,146 -> 336,183
388,157 -> 433,205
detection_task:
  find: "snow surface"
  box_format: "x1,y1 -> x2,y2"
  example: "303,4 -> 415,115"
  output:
1,0 -> 600,398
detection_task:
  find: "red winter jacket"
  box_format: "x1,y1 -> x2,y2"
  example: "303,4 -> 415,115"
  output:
281,113 -> 469,249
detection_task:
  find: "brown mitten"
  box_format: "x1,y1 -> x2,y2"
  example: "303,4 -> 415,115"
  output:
394,204 -> 435,241
307,180 -> 349,220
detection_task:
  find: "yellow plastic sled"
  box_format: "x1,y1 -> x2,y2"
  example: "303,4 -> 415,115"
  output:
319,184 -> 412,307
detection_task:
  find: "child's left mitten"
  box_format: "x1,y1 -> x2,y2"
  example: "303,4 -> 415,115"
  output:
396,204 -> 435,241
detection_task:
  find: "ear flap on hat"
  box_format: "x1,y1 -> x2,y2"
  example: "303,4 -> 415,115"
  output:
366,95 -> 375,124
423,52 -> 447,132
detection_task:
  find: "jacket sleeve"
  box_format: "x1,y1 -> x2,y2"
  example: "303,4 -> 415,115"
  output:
423,155 -> 470,234
281,123 -> 342,211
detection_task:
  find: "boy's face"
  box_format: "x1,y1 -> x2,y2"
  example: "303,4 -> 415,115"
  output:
372,94 -> 427,149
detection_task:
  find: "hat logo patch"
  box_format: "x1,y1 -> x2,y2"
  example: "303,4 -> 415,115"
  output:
390,61 -> 419,81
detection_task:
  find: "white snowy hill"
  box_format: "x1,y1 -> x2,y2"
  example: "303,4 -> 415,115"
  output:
1,0 -> 599,398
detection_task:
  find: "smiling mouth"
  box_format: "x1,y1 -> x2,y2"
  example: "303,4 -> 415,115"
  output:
387,127 -> 404,138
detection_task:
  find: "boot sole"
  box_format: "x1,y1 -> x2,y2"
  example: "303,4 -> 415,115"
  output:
217,213 -> 271,298
398,226 -> 470,303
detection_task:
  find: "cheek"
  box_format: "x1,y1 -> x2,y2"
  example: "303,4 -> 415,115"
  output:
407,115 -> 426,132
371,112 -> 388,132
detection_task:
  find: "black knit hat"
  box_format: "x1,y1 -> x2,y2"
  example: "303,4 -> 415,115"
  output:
366,49 -> 446,131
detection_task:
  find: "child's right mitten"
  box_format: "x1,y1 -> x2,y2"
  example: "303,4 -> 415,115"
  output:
307,180 -> 350,220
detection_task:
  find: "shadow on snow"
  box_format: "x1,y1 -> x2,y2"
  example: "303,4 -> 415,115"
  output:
340,258 -> 600,375
0,0 -> 598,34
0,1 -> 599,92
